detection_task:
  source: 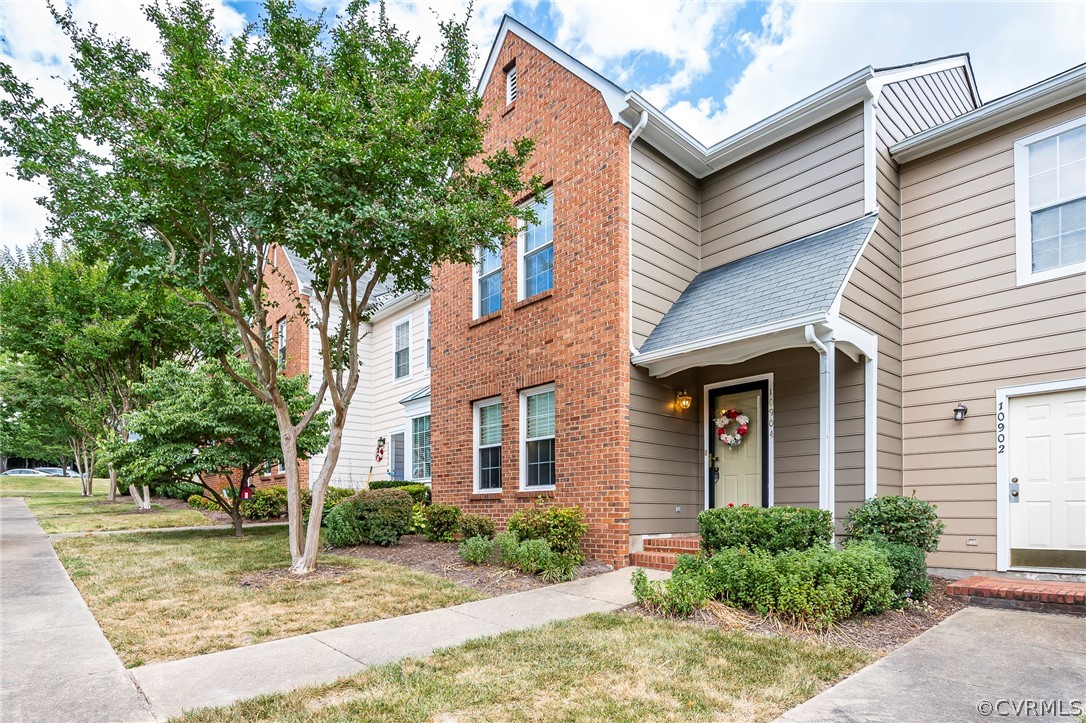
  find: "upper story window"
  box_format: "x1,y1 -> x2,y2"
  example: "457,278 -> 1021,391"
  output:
393,318 -> 411,380
474,246 -> 502,317
1014,119 -> 1086,285
521,384 -> 555,489
276,318 -> 287,369
518,189 -> 554,300
474,398 -> 502,492
425,309 -> 432,370
505,64 -> 517,104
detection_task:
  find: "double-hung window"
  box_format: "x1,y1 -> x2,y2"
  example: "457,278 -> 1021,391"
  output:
520,384 -> 555,489
475,246 -> 502,317
393,319 -> 411,380
411,415 -> 431,480
474,398 -> 502,492
1014,119 -> 1086,285
518,190 -> 554,299
277,318 -> 287,369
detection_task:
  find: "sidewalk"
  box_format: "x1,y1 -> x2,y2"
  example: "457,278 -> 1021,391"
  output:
0,498 -> 154,723
776,606 -> 1086,723
132,567 -> 666,719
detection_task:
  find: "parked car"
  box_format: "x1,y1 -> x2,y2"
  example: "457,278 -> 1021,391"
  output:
1,468 -> 52,477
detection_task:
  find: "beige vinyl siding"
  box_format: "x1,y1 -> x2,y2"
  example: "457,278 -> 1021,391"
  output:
900,97 -> 1086,571
879,68 -> 976,142
630,142 -> 701,349
699,105 -> 866,270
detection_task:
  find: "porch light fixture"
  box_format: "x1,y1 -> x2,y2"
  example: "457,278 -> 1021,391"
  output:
953,403 -> 968,422
676,390 -> 693,411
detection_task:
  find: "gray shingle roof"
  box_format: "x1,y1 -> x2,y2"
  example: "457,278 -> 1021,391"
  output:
638,214 -> 877,355
280,247 -> 395,300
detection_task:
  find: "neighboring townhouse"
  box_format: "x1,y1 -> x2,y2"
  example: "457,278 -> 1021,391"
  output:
430,16 -> 1085,577
253,244 -> 433,489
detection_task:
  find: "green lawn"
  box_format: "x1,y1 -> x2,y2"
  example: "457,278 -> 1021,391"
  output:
54,526 -> 484,666
0,474 -> 212,533
178,612 -> 871,722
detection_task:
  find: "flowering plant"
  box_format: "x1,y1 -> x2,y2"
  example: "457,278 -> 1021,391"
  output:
714,408 -> 751,448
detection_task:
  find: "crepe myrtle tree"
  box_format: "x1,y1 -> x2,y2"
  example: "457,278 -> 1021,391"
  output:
1,0 -> 541,571
104,359 -> 330,536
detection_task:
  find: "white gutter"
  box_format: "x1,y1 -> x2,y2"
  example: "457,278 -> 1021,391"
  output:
633,312 -> 827,366
891,63 -> 1086,163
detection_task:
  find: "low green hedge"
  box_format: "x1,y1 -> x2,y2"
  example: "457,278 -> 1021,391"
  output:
633,541 -> 895,628
508,503 -> 588,563
325,488 -> 413,546
857,538 -> 931,604
466,531 -> 580,582
423,503 -> 461,542
698,505 -> 833,554
845,495 -> 945,553
369,479 -> 421,490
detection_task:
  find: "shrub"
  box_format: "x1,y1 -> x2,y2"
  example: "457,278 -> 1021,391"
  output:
859,538 -> 931,605
511,538 -> 553,574
301,486 -> 356,526
423,503 -> 461,542
398,483 -> 432,506
369,479 -> 420,491
632,559 -> 711,617
240,486 -> 288,520
324,489 -> 413,547
845,495 -> 945,553
155,481 -> 203,500
409,503 -> 428,535
187,494 -> 217,511
458,514 -> 496,540
702,543 -> 895,628
495,531 -> 520,567
538,551 -> 580,583
458,536 -> 495,565
508,503 -> 588,563
698,505 -> 833,554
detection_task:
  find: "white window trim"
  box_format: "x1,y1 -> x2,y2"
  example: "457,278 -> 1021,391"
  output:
995,376 -> 1086,573
702,374 -> 775,510
277,317 -> 287,368
473,396 -> 502,494
424,307 -> 432,373
519,383 -> 556,491
1013,117 -> 1086,286
386,427 -> 406,482
392,315 -> 412,382
473,246 -> 502,319
404,411 -> 432,483
517,189 -> 554,302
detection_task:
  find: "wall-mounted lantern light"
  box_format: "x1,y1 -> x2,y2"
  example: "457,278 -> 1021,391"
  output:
953,403 -> 968,422
676,390 -> 693,411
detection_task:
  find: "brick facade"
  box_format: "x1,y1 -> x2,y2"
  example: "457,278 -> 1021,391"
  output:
430,33 -> 632,567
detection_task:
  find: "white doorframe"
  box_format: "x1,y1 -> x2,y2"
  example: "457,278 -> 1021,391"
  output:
995,376 -> 1086,572
703,373 -> 775,510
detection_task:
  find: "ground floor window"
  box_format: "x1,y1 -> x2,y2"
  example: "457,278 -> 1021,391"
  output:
411,415 -> 431,480
521,384 -> 555,489
474,398 -> 502,491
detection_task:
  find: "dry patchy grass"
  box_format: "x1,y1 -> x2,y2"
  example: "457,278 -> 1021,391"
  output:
177,612 -> 871,723
1,475 -> 211,533
53,526 -> 484,665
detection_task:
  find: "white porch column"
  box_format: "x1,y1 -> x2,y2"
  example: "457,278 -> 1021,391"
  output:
864,351 -> 878,499
818,339 -> 836,523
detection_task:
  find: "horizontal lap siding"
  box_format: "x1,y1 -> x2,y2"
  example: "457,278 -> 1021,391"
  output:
630,142 -> 700,349
700,106 -> 866,271
900,98 -> 1086,571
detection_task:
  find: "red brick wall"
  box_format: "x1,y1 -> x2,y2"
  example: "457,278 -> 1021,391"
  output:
430,33 -> 632,567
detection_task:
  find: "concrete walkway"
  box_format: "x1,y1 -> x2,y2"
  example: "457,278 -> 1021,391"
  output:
778,606 -> 1086,723
0,498 -> 154,722
132,567 -> 663,719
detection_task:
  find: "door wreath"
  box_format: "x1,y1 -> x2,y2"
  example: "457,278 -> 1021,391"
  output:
714,408 -> 751,448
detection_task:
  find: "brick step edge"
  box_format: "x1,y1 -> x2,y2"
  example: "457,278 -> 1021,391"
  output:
946,576 -> 1086,617
630,551 -> 678,572
643,537 -> 701,553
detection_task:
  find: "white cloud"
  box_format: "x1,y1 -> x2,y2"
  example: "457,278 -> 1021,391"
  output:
664,0 -> 1086,145
549,0 -> 740,106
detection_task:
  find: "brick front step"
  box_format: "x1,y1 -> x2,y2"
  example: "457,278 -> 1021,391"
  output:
629,551 -> 680,571
643,536 -> 701,553
946,575 -> 1086,616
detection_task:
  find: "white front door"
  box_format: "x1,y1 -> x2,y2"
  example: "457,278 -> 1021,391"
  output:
1008,387 -> 1086,570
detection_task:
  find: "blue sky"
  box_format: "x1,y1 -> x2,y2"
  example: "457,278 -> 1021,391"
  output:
3,0 -> 1084,250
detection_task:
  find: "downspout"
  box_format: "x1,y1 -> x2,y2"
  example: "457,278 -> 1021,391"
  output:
628,110 -> 649,356
806,324 -> 836,529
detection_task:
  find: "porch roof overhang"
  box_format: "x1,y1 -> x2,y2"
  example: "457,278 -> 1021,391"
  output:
632,215 -> 879,378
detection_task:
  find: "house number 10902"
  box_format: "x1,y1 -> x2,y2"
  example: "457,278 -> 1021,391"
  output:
996,400 -> 1006,455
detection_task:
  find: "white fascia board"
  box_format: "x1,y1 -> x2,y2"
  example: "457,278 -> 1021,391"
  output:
867,55 -> 973,100
622,68 -> 876,178
632,312 -> 827,367
367,290 -> 430,324
891,64 -> 1086,163
476,16 -> 631,126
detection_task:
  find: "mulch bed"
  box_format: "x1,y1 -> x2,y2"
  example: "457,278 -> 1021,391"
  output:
628,576 -> 964,655
329,534 -> 613,597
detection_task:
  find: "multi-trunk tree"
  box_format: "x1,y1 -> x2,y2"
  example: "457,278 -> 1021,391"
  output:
104,359 -> 329,536
1,0 -> 541,572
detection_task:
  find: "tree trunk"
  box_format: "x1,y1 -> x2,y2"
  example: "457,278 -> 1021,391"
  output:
107,466 -> 117,503
128,483 -> 151,511
231,507 -> 245,537
291,411 -> 347,575
271,403 -> 305,566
